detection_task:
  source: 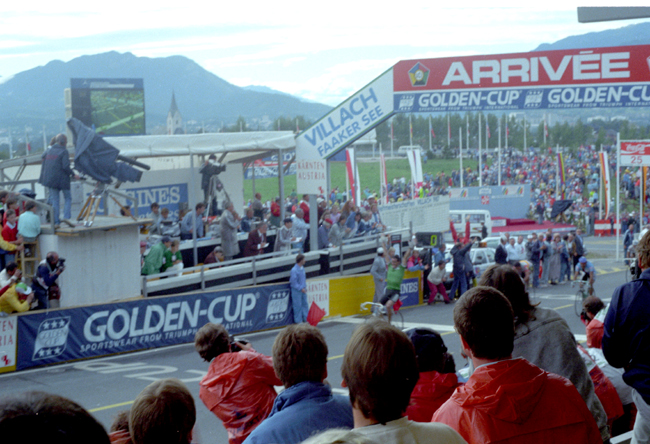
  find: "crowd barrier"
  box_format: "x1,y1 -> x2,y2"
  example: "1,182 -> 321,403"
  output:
595,219 -> 620,236
0,270 -> 423,373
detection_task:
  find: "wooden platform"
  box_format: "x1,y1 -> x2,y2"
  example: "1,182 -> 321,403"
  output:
40,216 -> 153,236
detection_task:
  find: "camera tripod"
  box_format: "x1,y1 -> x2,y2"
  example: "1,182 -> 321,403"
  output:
77,182 -> 138,227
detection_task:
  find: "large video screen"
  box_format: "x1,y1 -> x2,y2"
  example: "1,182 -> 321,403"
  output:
70,78 -> 145,135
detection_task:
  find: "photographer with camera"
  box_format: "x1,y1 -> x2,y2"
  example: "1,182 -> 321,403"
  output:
194,322 -> 281,444
31,251 -> 65,310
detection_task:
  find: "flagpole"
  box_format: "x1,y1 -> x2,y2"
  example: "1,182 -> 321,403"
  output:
599,144 -> 603,220
466,115 -> 469,185
523,115 -> 527,154
8,127 -> 13,159
616,132 -> 620,261
447,114 -> 451,152
42,125 -> 47,152
478,114 -> 482,187
556,145 -> 560,199
428,116 -> 432,152
459,128 -> 463,188
498,120 -> 502,185
390,118 -> 394,157
409,115 -> 413,147
543,114 -> 547,147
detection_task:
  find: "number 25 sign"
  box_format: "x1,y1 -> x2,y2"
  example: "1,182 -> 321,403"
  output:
621,141 -> 650,166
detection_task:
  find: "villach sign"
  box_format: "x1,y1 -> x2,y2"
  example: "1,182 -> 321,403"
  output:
295,44 -> 650,193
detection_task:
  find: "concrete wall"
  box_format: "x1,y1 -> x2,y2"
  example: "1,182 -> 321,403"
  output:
39,225 -> 141,307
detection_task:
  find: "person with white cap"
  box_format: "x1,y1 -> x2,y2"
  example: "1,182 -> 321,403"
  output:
574,256 -> 596,296
0,281 -> 34,313
370,247 -> 387,307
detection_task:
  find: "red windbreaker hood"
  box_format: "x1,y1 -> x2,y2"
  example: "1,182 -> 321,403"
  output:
451,358 -> 546,424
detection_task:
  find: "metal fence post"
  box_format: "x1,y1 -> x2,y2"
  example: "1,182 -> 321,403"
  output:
200,265 -> 205,290
142,276 -> 148,298
252,257 -> 257,284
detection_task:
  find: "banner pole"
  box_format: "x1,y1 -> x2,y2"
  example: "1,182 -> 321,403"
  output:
599,144 -> 603,220
616,132 -> 620,262
459,127 -> 463,188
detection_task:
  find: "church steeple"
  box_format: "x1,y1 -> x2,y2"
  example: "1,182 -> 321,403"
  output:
167,92 -> 183,135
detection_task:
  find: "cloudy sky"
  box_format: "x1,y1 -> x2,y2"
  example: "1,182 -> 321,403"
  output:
1,3 -> 649,106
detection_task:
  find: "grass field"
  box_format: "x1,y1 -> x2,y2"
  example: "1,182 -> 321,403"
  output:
244,158 -> 480,201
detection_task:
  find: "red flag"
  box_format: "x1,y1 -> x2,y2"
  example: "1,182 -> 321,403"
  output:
431,128 -> 436,138
307,302 -> 326,326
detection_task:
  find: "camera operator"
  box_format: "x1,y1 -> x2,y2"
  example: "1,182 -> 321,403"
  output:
31,251 -> 65,310
195,322 -> 281,444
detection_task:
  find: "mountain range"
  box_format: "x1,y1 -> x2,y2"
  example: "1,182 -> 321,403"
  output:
0,51 -> 331,134
1,21 -> 650,138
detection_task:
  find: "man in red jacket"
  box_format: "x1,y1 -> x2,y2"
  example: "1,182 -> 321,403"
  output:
433,287 -> 602,444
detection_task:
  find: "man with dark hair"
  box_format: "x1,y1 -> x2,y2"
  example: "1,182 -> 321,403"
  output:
290,254 -> 307,323
243,324 -> 353,444
433,287 -> 601,443
180,202 -> 206,240
195,323 -> 281,444
31,250 -> 65,310
604,230 -> 650,444
39,133 -> 79,226
339,321 -> 465,443
582,296 -> 606,349
129,378 -> 195,444
0,391 -> 110,444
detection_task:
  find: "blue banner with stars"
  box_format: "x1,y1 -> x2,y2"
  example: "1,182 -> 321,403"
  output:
16,283 -> 293,370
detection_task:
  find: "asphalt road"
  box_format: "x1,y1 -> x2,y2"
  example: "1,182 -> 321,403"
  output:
0,237 -> 631,444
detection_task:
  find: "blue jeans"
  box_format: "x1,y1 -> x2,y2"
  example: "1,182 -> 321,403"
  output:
449,271 -> 467,299
291,288 -> 308,323
49,187 -> 71,224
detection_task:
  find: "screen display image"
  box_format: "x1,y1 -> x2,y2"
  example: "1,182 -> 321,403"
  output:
70,78 -> 145,136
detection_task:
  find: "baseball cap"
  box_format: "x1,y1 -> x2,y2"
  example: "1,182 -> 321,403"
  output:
15,282 -> 32,295
377,247 -> 384,254
579,256 -> 587,263
324,218 -> 333,225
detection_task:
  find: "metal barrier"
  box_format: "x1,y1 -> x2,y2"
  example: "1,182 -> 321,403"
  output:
141,228 -> 410,296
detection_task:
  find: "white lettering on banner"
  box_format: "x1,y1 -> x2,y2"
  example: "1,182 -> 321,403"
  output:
83,295 -> 258,343
442,53 -> 630,86
379,196 -> 449,233
307,280 -> 330,316
400,281 -> 418,294
296,70 -> 394,160
0,317 -> 17,368
620,141 -> 650,166
126,185 -> 182,207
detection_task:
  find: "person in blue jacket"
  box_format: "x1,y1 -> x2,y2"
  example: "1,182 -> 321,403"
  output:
603,230 -> 650,444
290,254 -> 307,323
243,324 -> 353,444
